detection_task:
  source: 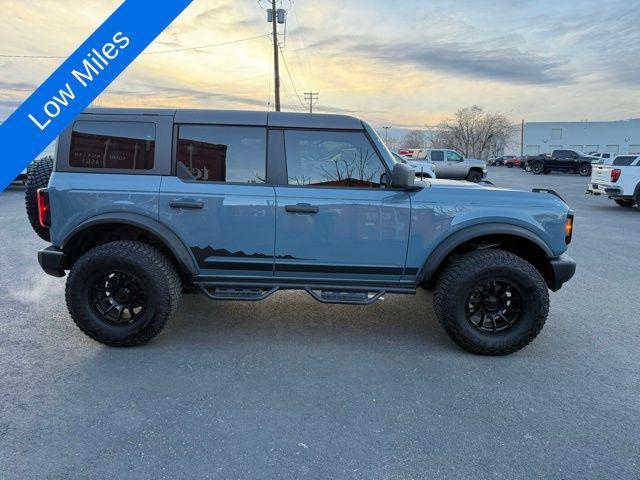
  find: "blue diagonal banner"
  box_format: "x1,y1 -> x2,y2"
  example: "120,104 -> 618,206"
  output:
0,0 -> 193,191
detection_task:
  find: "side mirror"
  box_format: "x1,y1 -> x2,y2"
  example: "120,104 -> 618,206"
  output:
391,163 -> 420,190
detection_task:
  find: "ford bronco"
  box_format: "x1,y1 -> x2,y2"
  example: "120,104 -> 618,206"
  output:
31,108 -> 576,355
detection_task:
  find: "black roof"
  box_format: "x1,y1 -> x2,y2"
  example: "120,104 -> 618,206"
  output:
82,108 -> 364,130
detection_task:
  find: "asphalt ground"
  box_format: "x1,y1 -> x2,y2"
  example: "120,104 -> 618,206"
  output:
0,167 -> 638,479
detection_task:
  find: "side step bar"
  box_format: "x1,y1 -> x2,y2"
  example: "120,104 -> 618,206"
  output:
194,282 -> 415,306
305,288 -> 385,305
197,286 -> 278,302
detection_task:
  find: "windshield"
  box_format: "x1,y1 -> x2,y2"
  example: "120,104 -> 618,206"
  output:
391,152 -> 406,164
362,122 -> 395,170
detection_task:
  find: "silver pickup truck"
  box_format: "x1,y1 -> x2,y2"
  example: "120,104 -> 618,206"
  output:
403,149 -> 487,182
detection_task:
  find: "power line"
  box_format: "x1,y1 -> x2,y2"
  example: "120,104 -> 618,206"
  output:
278,45 -> 306,110
0,34 -> 271,59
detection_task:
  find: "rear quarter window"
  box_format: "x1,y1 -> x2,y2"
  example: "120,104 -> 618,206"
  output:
69,121 -> 155,170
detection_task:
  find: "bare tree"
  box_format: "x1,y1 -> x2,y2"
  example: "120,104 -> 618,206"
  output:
429,106 -> 514,159
401,130 -> 428,149
385,135 -> 401,152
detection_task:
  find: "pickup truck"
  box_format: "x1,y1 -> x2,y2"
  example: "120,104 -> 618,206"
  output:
403,149 -> 487,182
527,149 -> 597,176
586,155 -> 640,207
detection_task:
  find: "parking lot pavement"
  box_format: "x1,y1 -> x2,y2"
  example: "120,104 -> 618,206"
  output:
0,169 -> 638,479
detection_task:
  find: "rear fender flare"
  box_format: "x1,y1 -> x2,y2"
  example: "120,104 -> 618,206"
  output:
62,212 -> 198,275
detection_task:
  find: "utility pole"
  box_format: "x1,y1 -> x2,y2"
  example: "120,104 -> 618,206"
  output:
304,92 -> 319,113
520,119 -> 525,156
382,126 -> 391,145
270,0 -> 281,112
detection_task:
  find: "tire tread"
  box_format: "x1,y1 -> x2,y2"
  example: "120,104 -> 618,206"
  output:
433,249 -> 549,356
65,240 -> 181,347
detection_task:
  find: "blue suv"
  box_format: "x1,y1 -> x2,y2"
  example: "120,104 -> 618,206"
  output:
32,108 -> 576,355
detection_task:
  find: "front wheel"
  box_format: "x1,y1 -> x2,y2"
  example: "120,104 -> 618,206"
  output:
433,249 -> 549,355
466,170 -> 483,183
614,199 -> 636,208
65,241 -> 181,347
531,162 -> 544,174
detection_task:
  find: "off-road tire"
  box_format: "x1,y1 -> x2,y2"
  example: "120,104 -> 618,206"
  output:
614,199 -> 636,208
25,156 -> 54,241
65,241 -> 181,347
531,162 -> 544,175
433,249 -> 549,356
578,164 -> 591,177
466,170 -> 483,183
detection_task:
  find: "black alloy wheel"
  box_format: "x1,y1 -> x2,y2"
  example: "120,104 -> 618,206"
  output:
465,280 -> 524,333
89,271 -> 146,325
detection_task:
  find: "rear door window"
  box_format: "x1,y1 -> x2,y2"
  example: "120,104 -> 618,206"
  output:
176,125 -> 267,183
69,121 -> 155,170
431,151 -> 445,162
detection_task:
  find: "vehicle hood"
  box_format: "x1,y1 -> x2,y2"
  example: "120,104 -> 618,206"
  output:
466,158 -> 487,168
414,178 -> 570,208
404,160 -> 435,172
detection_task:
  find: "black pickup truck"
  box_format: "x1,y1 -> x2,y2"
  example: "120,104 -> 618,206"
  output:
526,149 -> 597,176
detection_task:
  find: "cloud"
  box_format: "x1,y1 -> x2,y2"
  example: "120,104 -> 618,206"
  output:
368,40 -> 569,85
304,32 -> 572,86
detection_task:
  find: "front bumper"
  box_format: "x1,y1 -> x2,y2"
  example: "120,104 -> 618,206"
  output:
38,246 -> 65,277
549,254 -> 576,292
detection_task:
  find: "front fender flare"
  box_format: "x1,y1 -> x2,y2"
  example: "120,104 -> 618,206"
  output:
62,212 -> 198,275
418,223 -> 554,282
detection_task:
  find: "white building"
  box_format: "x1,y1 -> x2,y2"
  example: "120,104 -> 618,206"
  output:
523,119 -> 640,156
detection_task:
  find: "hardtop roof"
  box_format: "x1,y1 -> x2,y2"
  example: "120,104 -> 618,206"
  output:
82,108 -> 364,130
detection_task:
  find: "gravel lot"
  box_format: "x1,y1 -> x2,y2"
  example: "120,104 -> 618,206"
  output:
1,168 -> 638,479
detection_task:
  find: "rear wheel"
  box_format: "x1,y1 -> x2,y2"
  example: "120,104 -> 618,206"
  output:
614,199 -> 636,208
25,156 -> 54,241
531,162 -> 544,175
466,170 -> 483,183
433,249 -> 549,356
66,241 -> 181,347
578,164 -> 591,176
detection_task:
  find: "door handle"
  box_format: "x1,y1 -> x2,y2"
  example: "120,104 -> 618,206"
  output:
170,200 -> 204,209
285,204 -> 319,214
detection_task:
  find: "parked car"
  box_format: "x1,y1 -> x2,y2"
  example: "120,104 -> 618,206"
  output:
392,152 -> 436,179
489,155 -> 515,166
527,149 -> 597,176
30,108 -> 575,355
505,156 -> 525,168
586,154 -> 640,207
403,149 -> 487,182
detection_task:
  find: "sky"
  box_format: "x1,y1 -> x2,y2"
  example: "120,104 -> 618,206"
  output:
0,0 -> 638,132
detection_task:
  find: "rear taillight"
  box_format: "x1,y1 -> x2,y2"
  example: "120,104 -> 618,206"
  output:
37,189 -> 50,228
611,169 -> 621,183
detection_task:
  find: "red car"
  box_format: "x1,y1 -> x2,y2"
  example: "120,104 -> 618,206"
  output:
506,156 -> 526,168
